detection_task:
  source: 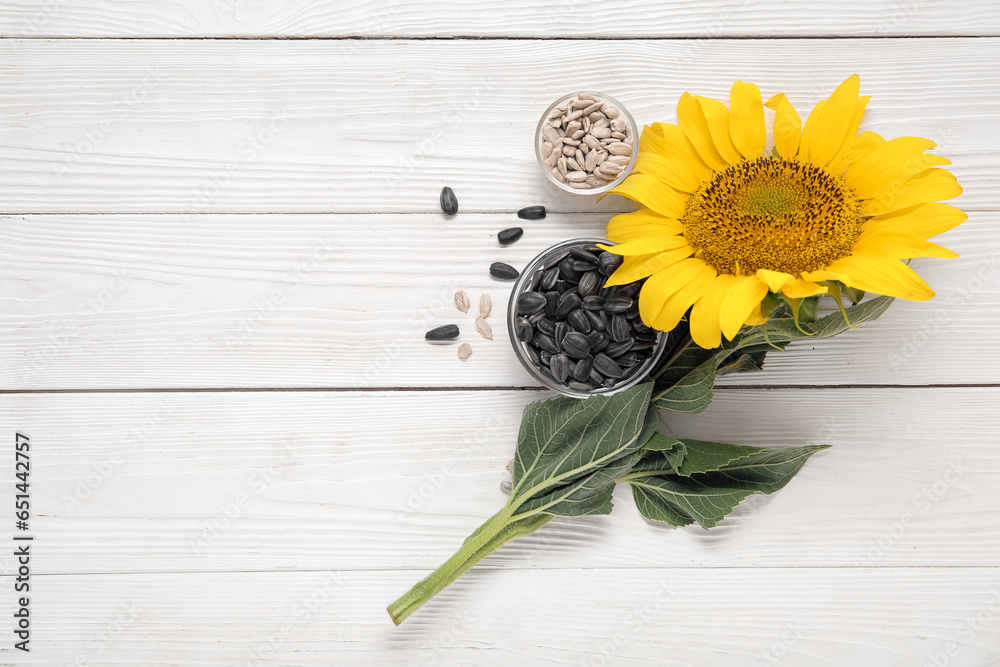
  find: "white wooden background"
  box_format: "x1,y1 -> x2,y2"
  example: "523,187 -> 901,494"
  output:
1,2 -> 999,665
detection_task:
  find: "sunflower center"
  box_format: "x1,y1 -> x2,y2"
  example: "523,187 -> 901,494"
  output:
681,156 -> 863,276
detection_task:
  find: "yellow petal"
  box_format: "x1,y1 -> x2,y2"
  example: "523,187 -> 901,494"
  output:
802,74 -> 862,167
719,275 -> 768,340
677,92 -> 728,171
781,279 -> 828,299
644,123 -> 714,184
801,268 -> 851,284
861,168 -> 963,217
606,173 -> 689,218
844,136 -> 939,199
729,81 -> 766,159
826,254 -> 935,301
597,235 -> 689,256
694,95 -> 743,165
852,231 -> 959,260
832,131 -> 885,173
744,303 -> 769,326
603,246 -> 693,287
862,202 -> 968,240
606,209 -> 683,243
765,93 -> 802,159
638,258 -> 708,325
755,268 -> 795,293
689,274 -> 736,349
798,99 -> 825,163
651,264 -> 717,332
826,95 -> 871,172
634,152 -> 702,193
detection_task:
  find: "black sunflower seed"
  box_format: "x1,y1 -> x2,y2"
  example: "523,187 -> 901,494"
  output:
516,291 -> 547,315
586,330 -> 609,353
490,262 -> 519,281
610,314 -> 630,343
566,309 -> 591,333
585,309 -> 605,330
555,292 -> 582,319
568,381 -> 595,392
550,354 -> 572,382
541,267 -> 560,290
561,331 -> 592,359
540,350 -> 552,365
616,351 -> 638,368
525,344 -> 542,367
554,322 -> 568,348
572,356 -> 594,382
577,271 -> 600,298
571,260 -> 596,272
597,252 -> 623,276
544,291 -> 559,318
569,247 -> 600,264
558,257 -> 581,283
516,317 -> 534,343
498,227 -> 523,246
583,295 -> 606,311
517,205 -> 546,220
425,324 -> 460,341
440,186 -> 458,215
544,249 -> 571,270
529,269 -> 543,291
589,368 -> 605,385
604,339 -> 634,358
535,333 -> 559,354
537,318 -> 556,337
593,353 -> 624,378
604,295 -> 633,314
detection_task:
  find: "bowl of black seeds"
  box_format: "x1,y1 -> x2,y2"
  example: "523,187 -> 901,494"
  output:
507,238 -> 669,398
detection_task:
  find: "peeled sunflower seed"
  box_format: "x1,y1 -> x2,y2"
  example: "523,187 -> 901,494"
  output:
475,317 -> 493,340
490,262 -> 520,281
426,324 -> 460,341
454,290 -> 470,313
440,187 -> 458,215
498,227 -> 523,246
479,294 -> 492,318
458,343 -> 473,360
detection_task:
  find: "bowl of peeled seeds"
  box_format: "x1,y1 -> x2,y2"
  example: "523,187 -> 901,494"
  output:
507,238 -> 669,398
535,92 -> 638,195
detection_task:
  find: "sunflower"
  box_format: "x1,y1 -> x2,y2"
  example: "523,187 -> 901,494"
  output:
599,75 -> 966,349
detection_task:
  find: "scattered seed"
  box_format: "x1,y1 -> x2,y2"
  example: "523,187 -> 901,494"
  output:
458,343 -> 473,360
498,227 -> 523,246
440,187 -> 458,215
475,317 -> 493,340
490,262 -> 519,281
454,290 -> 470,313
425,324 -> 459,341
500,480 -> 513,494
479,293 -> 492,318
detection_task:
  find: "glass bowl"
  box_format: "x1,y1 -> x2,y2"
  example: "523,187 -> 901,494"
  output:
506,238 -> 669,399
535,92 -> 639,196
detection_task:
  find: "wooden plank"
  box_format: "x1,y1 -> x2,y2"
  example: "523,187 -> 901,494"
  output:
1,388 -> 995,576
1,213 -> 993,389
1,0 -> 997,38
0,568 -> 997,665
0,38 -> 995,213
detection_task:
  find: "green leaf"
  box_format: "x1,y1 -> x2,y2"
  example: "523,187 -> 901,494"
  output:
626,442 -> 830,529
643,432 -> 683,452
510,383 -> 659,518
651,348 -> 731,413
